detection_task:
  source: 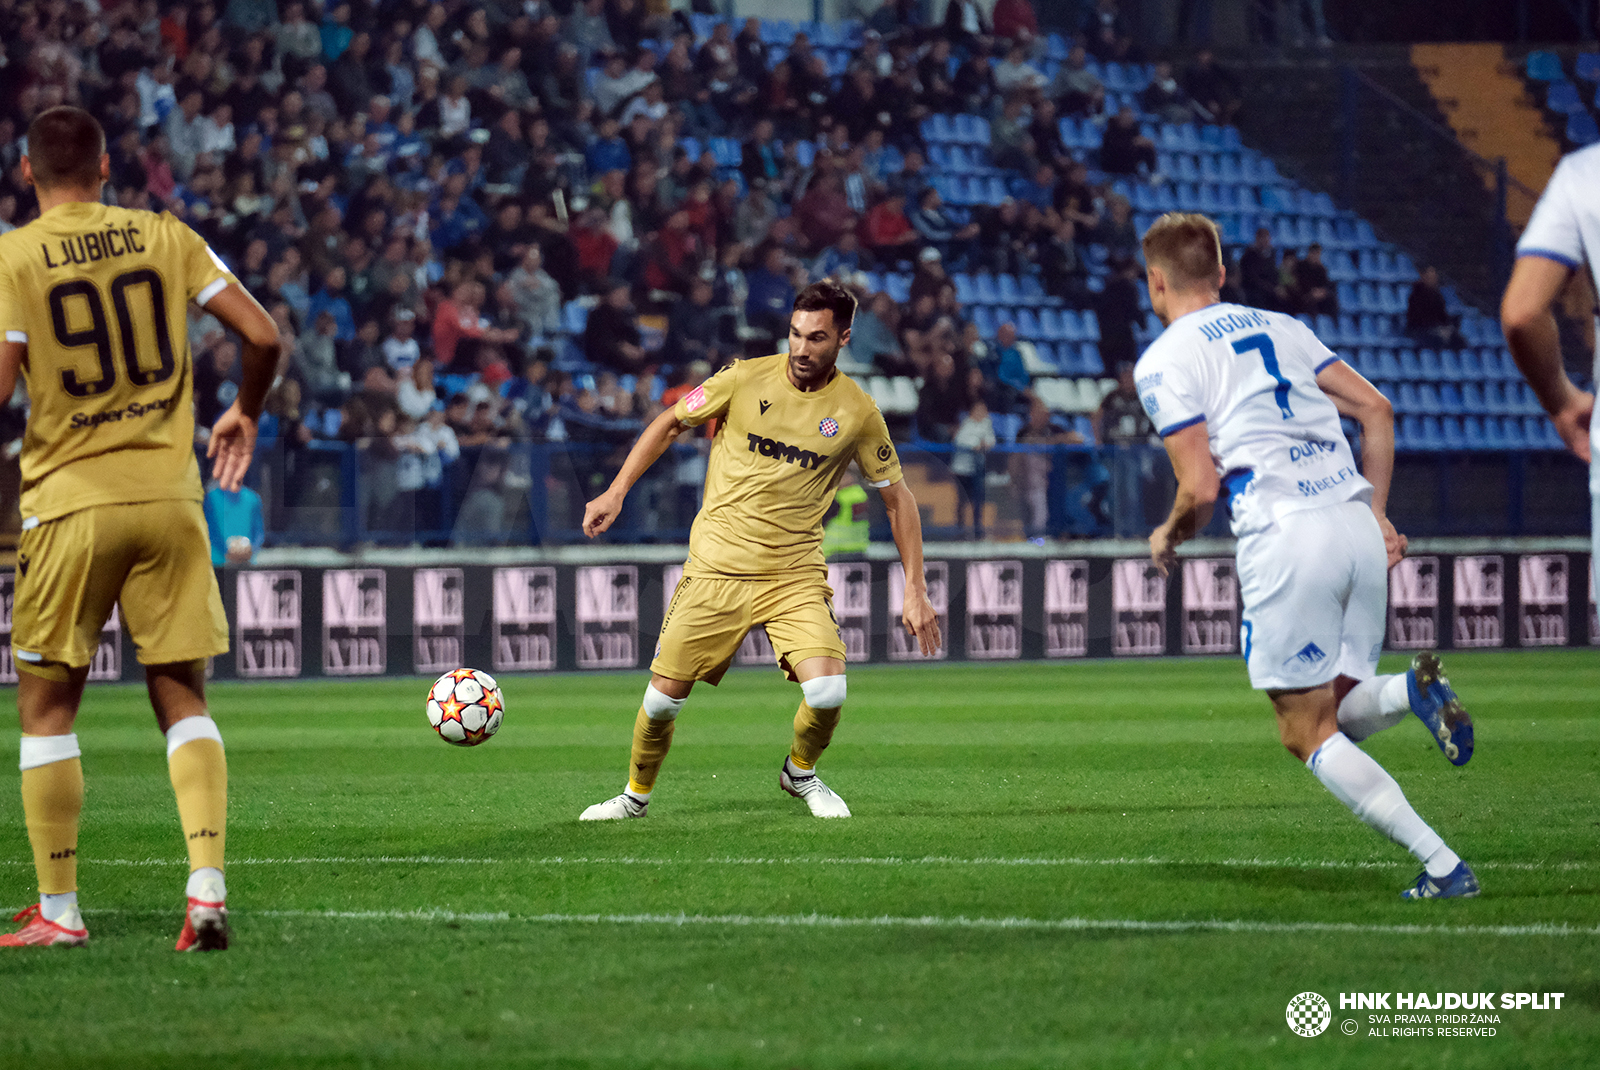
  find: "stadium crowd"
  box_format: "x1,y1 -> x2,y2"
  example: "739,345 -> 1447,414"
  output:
0,0 -> 1253,543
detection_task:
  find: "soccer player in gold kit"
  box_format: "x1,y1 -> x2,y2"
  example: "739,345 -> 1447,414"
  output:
579,280 -> 941,820
0,107 -> 278,949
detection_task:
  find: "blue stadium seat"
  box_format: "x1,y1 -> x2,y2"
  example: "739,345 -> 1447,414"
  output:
1483,381 -> 1508,412
952,272 -> 978,305
923,114 -> 955,144
561,302 -> 589,334
1578,52 -> 1600,81
1396,414 -> 1423,449
1527,50 -> 1565,82
1438,383 -> 1464,414
1395,382 -> 1419,415
974,273 -> 1001,305
1417,349 -> 1441,380
1460,415 -> 1488,449
993,412 -> 1024,444
885,273 -> 912,303
1567,112 -> 1600,145
1546,81 -> 1584,114
1015,308 -> 1044,340
1459,381 -> 1486,414
1502,415 -> 1529,449
972,306 -> 999,339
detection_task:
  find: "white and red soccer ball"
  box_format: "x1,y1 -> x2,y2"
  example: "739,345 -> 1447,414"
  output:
426,668 -> 505,746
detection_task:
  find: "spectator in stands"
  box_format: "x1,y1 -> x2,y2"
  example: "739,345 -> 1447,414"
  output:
918,38 -> 960,114
1238,227 -> 1284,310
1141,62 -> 1194,124
846,291 -> 906,373
663,276 -> 723,367
1096,255 -> 1143,370
565,0 -> 618,64
398,357 -> 440,423
1090,193 -> 1139,259
1013,398 -> 1084,538
953,45 -> 998,114
990,94 -> 1037,173
994,42 -> 1047,95
584,280 -> 649,373
942,0 -> 992,51
1292,243 -> 1338,316
1051,45 -> 1106,119
1099,107 -> 1159,180
982,322 -> 1032,416
861,190 -> 921,266
1093,364 -> 1158,536
745,244 -> 801,340
991,0 -> 1040,43
975,198 -> 1029,276
297,310 -> 349,401
570,202 -> 622,292
433,281 -> 517,370
796,171 -> 857,252
1083,0 -> 1136,61
1278,249 -> 1302,308
307,266 -> 357,342
507,246 -> 563,340
952,400 -> 996,538
1040,217 -> 1090,306
917,350 -> 971,443
909,189 -> 980,265
1185,50 -> 1242,124
1406,266 -> 1464,346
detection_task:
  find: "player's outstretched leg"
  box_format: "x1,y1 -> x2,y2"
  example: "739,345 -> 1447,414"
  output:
1406,653 -> 1473,766
581,684 -> 686,820
2,734 -> 88,947
1305,732 -> 1478,900
779,675 -> 850,818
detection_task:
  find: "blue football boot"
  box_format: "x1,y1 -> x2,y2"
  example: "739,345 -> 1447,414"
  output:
1401,860 -> 1480,900
1407,652 -> 1473,766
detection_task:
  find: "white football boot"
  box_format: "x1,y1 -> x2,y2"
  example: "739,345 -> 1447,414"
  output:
779,760 -> 852,818
579,792 -> 649,821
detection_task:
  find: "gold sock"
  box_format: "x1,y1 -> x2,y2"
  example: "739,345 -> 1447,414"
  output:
169,739 -> 227,873
790,701 -> 842,770
628,706 -> 676,795
22,756 -> 84,895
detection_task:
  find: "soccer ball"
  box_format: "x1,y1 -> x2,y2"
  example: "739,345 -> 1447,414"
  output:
426,668 -> 505,746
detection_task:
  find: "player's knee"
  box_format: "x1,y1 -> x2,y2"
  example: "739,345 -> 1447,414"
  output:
801,674 -> 847,711
643,684 -> 688,722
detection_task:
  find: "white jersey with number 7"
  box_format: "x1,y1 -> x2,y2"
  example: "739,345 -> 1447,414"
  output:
1134,302 -> 1373,536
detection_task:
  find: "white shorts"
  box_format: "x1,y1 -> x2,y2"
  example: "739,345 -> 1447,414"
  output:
1236,500 -> 1387,691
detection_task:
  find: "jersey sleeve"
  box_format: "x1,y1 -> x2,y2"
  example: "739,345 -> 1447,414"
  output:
673,360 -> 739,426
853,404 -> 903,488
1290,316 -> 1341,374
0,255 -> 22,343
1136,349 -> 1206,437
1517,158 -> 1585,269
172,214 -> 240,306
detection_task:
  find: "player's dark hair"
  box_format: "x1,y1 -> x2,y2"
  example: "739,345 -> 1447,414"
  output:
25,106 -> 106,190
1141,212 -> 1223,292
793,279 -> 857,332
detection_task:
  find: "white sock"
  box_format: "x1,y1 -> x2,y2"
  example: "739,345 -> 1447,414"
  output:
784,757 -> 814,778
1306,732 -> 1452,872
623,785 -> 651,804
186,867 -> 226,903
1336,674 -> 1412,742
40,890 -> 81,928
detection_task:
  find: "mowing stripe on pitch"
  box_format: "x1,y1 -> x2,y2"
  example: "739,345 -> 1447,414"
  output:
81,907 -> 1600,938
8,855 -> 1590,871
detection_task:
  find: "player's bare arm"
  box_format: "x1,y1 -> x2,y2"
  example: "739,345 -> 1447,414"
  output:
0,339 -> 23,407
583,408 -> 689,537
1502,255 -> 1594,463
1150,422 -> 1218,577
1316,359 -> 1407,567
879,478 -> 941,655
203,282 -> 281,492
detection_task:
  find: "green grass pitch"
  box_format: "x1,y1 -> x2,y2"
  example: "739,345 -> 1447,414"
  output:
0,651 -> 1596,1069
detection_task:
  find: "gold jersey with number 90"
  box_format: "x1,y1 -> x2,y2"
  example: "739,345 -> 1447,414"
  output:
0,201 -> 238,525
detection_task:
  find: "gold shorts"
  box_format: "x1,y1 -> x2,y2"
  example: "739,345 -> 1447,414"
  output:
652,570 -> 847,685
11,500 -> 228,680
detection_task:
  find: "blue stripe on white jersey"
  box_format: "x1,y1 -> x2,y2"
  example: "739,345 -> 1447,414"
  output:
1134,302 -> 1373,536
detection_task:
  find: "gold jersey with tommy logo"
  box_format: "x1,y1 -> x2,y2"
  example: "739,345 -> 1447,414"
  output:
673,353 -> 902,578
0,201 -> 237,525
